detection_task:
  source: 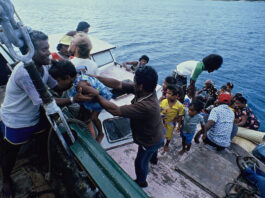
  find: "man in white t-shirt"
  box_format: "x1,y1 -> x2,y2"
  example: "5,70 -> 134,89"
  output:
173,54 -> 223,98
69,32 -> 99,76
0,31 -> 58,197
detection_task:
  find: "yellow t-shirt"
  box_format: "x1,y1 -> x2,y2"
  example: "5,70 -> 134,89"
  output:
160,99 -> 184,123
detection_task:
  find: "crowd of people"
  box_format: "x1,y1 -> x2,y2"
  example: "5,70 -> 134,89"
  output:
0,20 -> 262,197
159,57 -> 260,155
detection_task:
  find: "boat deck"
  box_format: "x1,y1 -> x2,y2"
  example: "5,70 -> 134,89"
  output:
108,132 -> 265,198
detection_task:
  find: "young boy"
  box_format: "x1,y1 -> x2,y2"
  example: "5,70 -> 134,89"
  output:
179,99 -> 205,155
183,86 -> 195,108
160,85 -> 184,152
159,76 -> 177,102
226,82 -> 234,97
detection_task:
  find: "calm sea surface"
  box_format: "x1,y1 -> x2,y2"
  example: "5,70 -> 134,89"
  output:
13,0 -> 265,131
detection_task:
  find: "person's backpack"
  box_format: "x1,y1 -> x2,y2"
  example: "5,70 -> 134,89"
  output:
252,144 -> 265,164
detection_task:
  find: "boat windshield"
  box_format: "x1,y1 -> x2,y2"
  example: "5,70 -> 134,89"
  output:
92,50 -> 114,68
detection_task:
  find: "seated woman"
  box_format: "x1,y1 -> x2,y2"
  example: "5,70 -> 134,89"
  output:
234,96 -> 260,130
49,60 -> 112,143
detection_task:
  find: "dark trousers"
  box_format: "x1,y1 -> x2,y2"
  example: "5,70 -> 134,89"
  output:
230,124 -> 238,140
135,139 -> 164,183
203,136 -> 225,151
0,127 -> 48,183
242,166 -> 265,197
0,137 -> 21,183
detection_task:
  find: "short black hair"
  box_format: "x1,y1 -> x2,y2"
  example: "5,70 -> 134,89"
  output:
203,54 -> 223,71
134,66 -> 157,92
165,76 -> 176,85
139,55 -> 149,63
56,43 -> 68,51
190,99 -> 204,112
29,30 -> 48,50
76,21 -> 90,32
166,84 -> 180,96
236,96 -> 247,104
234,92 -> 243,99
221,85 -> 227,91
194,95 -> 204,102
49,60 -> 77,80
226,82 -> 234,89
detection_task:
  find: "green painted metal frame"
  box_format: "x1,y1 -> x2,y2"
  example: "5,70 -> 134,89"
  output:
63,109 -> 148,198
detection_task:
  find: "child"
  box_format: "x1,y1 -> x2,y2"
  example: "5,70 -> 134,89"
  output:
183,87 -> 195,108
160,85 -> 184,152
49,60 -> 112,143
159,76 -> 176,102
70,74 -> 112,142
218,85 -> 228,95
179,99 -> 205,155
226,82 -> 234,97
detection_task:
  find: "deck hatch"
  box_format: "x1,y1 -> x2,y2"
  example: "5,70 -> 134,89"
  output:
103,117 -> 132,143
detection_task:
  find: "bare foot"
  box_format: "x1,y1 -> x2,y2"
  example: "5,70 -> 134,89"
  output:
163,145 -> 169,152
178,149 -> 185,155
96,133 -> 104,143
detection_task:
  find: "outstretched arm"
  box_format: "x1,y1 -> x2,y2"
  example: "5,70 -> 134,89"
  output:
97,76 -> 123,90
54,86 -> 98,106
96,94 -> 122,116
122,61 -> 138,71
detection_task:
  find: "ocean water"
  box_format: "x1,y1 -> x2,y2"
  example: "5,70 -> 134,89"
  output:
12,0 -> 265,130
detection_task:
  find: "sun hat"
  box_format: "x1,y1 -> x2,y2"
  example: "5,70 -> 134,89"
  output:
59,35 -> 72,46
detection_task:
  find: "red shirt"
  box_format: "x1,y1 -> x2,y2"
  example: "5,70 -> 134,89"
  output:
51,52 -> 73,61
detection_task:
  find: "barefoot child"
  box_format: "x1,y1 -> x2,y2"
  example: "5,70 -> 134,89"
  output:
160,85 -> 184,152
70,74 -> 113,142
179,99 -> 205,155
49,60 -> 112,143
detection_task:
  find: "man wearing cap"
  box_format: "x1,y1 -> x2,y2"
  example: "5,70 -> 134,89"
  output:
203,93 -> 234,151
51,34 -> 73,61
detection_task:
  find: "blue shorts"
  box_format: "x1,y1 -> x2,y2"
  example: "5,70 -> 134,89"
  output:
1,119 -> 47,145
180,131 -> 195,144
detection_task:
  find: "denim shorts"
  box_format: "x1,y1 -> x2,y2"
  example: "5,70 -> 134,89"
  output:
180,131 -> 195,144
